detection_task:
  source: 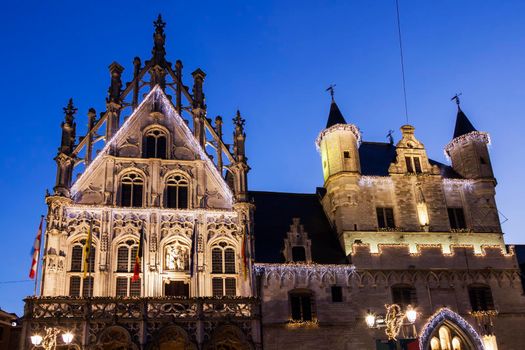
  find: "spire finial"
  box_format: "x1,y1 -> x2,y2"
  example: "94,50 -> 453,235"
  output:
326,84 -> 336,102
451,93 -> 462,109
151,14 -> 167,64
63,98 -> 77,123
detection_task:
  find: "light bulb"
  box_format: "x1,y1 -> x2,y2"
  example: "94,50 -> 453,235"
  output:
30,334 -> 43,346
365,313 -> 376,328
406,305 -> 417,324
62,331 -> 74,344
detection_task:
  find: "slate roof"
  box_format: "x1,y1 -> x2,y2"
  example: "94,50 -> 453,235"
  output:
326,101 -> 347,128
358,141 -> 462,179
249,191 -> 349,264
453,107 -> 477,139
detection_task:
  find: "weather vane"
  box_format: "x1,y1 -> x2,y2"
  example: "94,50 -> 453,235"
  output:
326,84 -> 336,101
386,129 -> 394,145
451,93 -> 462,107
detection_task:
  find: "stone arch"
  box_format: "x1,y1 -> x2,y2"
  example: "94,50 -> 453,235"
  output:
419,308 -> 485,350
94,325 -> 138,350
147,325 -> 197,350
204,324 -> 253,350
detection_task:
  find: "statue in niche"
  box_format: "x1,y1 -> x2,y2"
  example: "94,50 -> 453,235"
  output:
165,244 -> 188,271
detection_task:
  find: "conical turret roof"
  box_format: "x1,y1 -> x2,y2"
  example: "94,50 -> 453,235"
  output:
453,107 -> 477,139
326,100 -> 347,128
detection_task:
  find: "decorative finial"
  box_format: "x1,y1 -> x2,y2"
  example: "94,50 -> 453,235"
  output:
153,14 -> 166,32
151,14 -> 167,64
451,93 -> 462,108
326,84 -> 336,101
233,110 -> 246,128
63,98 -> 77,123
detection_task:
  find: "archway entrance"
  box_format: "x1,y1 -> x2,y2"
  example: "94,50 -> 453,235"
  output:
419,308 -> 485,350
148,325 -> 197,350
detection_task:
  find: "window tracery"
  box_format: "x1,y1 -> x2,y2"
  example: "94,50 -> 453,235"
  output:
114,240 -> 141,296
164,174 -> 189,209
143,128 -> 168,159
68,239 -> 95,297
120,172 -> 144,207
210,242 -> 236,296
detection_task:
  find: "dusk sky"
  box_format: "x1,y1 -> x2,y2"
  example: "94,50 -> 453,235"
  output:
0,0 -> 524,314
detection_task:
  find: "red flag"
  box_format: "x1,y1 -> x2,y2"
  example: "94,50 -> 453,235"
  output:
29,216 -> 44,279
132,227 -> 145,282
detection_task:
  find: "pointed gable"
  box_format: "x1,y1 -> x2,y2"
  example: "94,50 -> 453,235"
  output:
71,85 -> 233,207
453,107 -> 477,139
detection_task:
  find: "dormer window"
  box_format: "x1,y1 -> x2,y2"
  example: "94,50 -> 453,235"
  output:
143,129 -> 167,159
120,173 -> 144,207
405,156 -> 422,174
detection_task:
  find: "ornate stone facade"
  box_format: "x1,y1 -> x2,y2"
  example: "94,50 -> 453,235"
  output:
21,15 -> 525,350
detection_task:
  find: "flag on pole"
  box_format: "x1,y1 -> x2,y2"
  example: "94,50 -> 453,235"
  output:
241,222 -> 250,280
189,221 -> 198,277
82,222 -> 93,279
29,216 -> 44,279
132,226 -> 145,282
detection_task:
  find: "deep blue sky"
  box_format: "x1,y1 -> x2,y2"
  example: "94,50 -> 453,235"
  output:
0,1 -> 524,314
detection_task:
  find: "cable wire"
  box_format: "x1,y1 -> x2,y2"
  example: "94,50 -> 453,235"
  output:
395,0 -> 409,124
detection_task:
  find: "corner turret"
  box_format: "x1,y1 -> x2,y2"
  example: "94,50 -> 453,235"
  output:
316,96 -> 361,182
54,99 -> 77,197
445,98 -> 494,180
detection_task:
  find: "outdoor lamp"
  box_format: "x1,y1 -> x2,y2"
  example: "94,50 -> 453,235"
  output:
62,331 -> 74,344
365,311 -> 376,328
30,334 -> 43,346
406,305 -> 417,324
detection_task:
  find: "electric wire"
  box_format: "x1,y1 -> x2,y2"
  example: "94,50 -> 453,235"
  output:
395,0 -> 409,124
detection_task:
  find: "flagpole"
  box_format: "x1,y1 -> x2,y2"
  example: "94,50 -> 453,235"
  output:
88,220 -> 93,298
34,215 -> 44,296
142,223 -> 145,297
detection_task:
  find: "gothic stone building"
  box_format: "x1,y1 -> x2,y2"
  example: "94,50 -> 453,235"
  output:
21,16 -> 525,350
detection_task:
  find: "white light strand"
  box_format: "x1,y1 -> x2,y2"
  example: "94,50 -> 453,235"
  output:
358,176 -> 393,187
254,263 -> 356,275
444,131 -> 491,159
71,86 -> 234,203
315,124 -> 361,151
419,308 -> 486,350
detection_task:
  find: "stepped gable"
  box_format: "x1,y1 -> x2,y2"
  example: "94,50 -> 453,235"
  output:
249,191 -> 348,264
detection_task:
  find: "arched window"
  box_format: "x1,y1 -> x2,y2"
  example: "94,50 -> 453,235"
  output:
468,284 -> 494,311
68,240 -> 96,297
391,284 -> 418,308
289,289 -> 315,322
120,173 -> 144,207
211,242 -> 236,297
143,129 -> 167,159
165,174 -> 189,209
115,240 -> 140,297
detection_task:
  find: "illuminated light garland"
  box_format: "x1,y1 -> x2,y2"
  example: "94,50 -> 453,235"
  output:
443,178 -> 475,191
315,123 -> 361,151
351,242 -> 511,258
64,204 -> 239,217
444,131 -> 491,159
358,176 -> 393,187
285,319 -> 319,328
71,86 -> 234,203
419,308 -> 486,350
254,263 -> 356,276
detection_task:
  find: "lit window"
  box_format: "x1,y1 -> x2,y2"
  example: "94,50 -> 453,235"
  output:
376,207 -> 395,229
165,174 -> 189,209
143,129 -> 167,159
120,173 -> 144,207
448,208 -> 466,229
